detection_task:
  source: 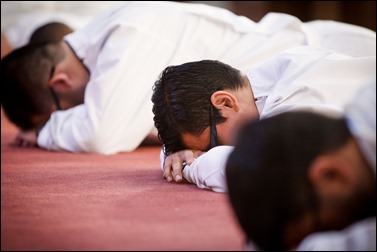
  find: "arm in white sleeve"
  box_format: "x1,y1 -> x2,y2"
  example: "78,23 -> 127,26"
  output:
250,46 -> 376,120
182,146 -> 234,193
160,147 -> 166,171
37,27 -> 176,154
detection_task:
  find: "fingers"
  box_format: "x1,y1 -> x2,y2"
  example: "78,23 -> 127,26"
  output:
163,152 -> 181,182
13,131 -> 38,148
183,151 -> 195,166
163,149 -> 202,183
171,155 -> 183,182
164,154 -> 183,182
163,157 -> 173,182
13,138 -> 37,147
184,149 -> 203,165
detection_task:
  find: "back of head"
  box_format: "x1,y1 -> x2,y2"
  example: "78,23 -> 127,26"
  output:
152,59 -> 246,155
225,111 -> 351,250
29,22 -> 73,45
1,42 -> 63,130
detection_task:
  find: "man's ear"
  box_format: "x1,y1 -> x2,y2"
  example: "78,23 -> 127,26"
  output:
48,72 -> 73,93
308,154 -> 351,196
210,90 -> 239,117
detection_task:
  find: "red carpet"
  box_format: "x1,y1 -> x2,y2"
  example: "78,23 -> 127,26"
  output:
1,109 -> 244,251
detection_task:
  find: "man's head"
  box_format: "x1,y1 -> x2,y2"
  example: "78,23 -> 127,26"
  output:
1,41 -> 89,131
1,42 -> 64,130
152,59 -> 258,155
226,111 -> 376,250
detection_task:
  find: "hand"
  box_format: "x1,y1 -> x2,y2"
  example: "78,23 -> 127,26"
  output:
13,129 -> 38,148
163,149 -> 204,182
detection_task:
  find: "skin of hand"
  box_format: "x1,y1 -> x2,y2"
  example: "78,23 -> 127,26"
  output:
14,129 -> 38,148
163,149 -> 204,182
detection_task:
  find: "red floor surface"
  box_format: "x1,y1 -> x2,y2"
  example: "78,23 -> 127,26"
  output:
1,109 -> 245,251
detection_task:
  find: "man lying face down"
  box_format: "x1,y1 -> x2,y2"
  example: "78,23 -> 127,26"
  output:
151,46 -> 376,192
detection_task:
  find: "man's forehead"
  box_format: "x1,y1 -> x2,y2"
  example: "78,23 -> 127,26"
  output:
181,127 -> 211,151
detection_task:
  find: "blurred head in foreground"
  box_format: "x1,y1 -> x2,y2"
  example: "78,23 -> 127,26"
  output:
226,105 -> 376,250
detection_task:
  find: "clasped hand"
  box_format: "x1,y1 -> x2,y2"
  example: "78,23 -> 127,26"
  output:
14,129 -> 38,147
163,149 -> 204,182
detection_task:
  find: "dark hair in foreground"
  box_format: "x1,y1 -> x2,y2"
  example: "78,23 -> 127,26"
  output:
226,111 -> 352,250
1,42 -> 63,130
152,59 -> 246,155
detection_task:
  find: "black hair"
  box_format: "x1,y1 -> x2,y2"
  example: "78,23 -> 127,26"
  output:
1,42 -> 63,130
152,59 -> 247,155
226,111 -> 351,250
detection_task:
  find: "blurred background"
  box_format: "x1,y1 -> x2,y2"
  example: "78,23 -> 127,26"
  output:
2,1 -> 376,31
1,1 -> 376,58
186,1 -> 376,31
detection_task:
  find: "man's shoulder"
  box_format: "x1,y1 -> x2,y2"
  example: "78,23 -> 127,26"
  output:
297,217 -> 376,251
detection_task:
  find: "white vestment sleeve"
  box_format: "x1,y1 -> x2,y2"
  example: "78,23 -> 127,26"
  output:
38,26 -> 176,154
249,46 -> 376,120
160,147 -> 166,171
182,146 -> 234,193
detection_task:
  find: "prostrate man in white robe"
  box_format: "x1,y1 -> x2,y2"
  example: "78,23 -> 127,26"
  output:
152,46 -> 375,191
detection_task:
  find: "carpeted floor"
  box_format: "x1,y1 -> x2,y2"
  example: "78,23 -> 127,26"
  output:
1,109 -> 244,251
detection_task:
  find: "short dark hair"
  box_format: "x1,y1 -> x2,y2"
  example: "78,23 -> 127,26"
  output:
29,22 -> 73,45
152,59 -> 247,155
226,111 -> 351,250
1,42 -> 63,130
